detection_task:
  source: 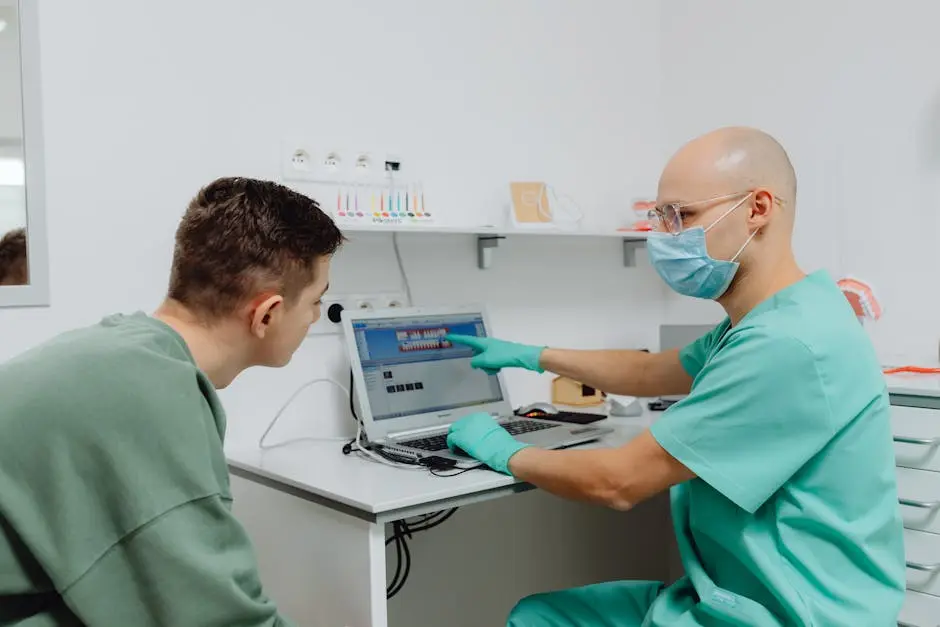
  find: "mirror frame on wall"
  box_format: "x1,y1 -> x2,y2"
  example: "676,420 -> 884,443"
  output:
0,0 -> 48,308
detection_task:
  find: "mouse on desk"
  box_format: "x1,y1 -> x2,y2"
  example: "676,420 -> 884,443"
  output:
516,402 -> 559,417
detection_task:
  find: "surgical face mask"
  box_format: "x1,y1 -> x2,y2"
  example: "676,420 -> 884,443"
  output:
646,193 -> 758,300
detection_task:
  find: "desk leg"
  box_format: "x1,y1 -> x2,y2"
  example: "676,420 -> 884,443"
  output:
231,474 -> 388,627
365,520 -> 389,627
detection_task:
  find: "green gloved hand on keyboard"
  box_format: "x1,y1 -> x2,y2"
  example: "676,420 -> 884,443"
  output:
445,334 -> 544,374
447,413 -> 530,475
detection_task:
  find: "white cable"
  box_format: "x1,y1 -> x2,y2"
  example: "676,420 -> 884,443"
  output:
391,232 -> 414,306
259,356 -> 420,469
345,367 -> 422,470
258,435 -> 350,451
259,378 -> 351,450
386,167 -> 414,306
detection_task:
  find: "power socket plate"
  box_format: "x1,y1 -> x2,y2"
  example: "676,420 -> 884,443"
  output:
308,291 -> 409,336
280,141 -> 405,187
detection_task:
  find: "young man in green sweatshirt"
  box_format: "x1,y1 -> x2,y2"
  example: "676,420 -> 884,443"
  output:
0,177 -> 344,626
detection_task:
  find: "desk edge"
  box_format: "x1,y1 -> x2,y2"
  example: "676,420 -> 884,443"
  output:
228,463 -> 536,523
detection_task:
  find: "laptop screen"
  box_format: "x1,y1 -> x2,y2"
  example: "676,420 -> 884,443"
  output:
350,312 -> 504,421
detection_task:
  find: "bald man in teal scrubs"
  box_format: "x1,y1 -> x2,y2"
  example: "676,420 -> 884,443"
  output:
446,127 -> 905,626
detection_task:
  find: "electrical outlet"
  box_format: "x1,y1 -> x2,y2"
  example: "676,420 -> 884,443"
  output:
354,153 -> 372,175
373,291 -> 410,310
307,291 -> 410,336
322,150 -> 391,186
384,294 -> 407,308
291,150 -> 310,170
306,294 -> 346,336
323,151 -> 342,172
281,141 -> 317,182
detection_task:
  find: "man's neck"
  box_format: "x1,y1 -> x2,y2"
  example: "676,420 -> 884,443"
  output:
153,299 -> 249,389
720,252 -> 806,326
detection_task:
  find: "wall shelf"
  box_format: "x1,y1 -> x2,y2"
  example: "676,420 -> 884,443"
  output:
337,224 -> 649,269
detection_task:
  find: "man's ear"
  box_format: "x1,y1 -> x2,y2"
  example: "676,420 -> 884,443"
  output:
749,189 -> 775,228
249,294 -> 284,339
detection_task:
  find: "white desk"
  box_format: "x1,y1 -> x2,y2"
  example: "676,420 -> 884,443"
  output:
227,376 -> 940,625
227,415 -> 656,627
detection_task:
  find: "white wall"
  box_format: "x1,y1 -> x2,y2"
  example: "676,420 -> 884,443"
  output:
218,0 -> 670,450
659,0 -> 940,363
1,1 -> 675,624
1,0 -> 671,444
16,0 -> 940,455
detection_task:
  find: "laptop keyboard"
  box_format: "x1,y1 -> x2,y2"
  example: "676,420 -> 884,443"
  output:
399,419 -> 559,452
502,419 -> 560,437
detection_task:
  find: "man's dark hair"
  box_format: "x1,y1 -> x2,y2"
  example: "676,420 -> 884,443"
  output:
0,228 -> 28,286
168,177 -> 345,320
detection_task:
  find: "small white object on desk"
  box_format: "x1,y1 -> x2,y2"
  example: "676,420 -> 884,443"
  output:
607,394 -> 643,417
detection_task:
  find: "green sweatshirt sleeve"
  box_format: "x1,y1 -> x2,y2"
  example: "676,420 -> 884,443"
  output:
62,494 -> 294,627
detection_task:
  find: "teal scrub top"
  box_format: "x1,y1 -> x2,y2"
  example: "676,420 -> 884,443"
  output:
647,271 -> 905,625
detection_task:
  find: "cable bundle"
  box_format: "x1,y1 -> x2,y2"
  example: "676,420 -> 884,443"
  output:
386,509 -> 458,599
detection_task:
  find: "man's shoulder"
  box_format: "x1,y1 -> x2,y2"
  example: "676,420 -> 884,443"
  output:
720,322 -> 817,364
0,314 -> 228,509
736,272 -> 867,355
0,313 -> 207,436
733,292 -> 866,357
1,312 -> 194,378
727,304 -> 887,416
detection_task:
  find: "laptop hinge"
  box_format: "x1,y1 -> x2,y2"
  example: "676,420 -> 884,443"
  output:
387,424 -> 449,440
387,412 -> 501,440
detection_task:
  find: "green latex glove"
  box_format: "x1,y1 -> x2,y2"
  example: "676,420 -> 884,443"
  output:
445,334 -> 545,374
447,413 -> 530,475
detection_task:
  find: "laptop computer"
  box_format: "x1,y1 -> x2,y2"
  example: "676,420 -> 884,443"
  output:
342,305 -> 614,469
657,323 -> 717,405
